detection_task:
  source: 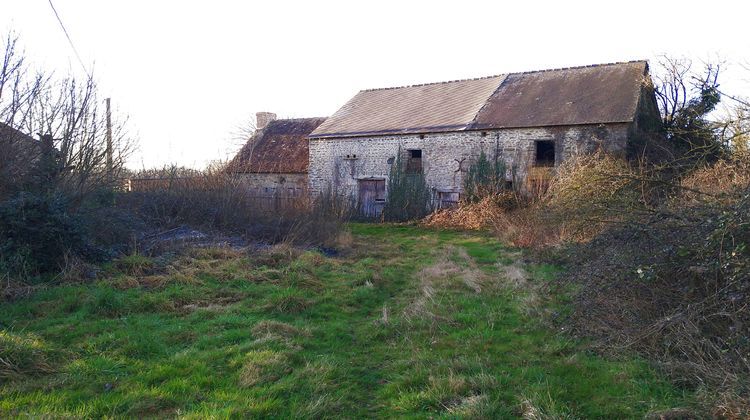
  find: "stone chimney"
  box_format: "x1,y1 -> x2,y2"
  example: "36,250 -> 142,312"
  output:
255,112 -> 277,130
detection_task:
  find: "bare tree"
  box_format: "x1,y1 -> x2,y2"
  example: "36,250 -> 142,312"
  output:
224,117 -> 257,173
717,105 -> 750,152
0,32 -> 135,204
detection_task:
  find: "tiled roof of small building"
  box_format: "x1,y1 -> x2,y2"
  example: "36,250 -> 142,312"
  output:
309,61 -> 649,138
227,117 -> 326,174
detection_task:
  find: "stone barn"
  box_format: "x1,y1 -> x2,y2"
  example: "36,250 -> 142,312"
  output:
307,61 -> 662,211
227,112 -> 326,198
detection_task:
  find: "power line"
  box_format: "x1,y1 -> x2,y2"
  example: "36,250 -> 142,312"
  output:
47,0 -> 89,75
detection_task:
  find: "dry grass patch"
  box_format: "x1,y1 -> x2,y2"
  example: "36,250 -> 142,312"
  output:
112,254 -> 157,277
446,394 -> 490,417
251,244 -> 302,268
404,246 -> 490,323
238,350 -> 292,387
518,388 -> 576,420
251,320 -> 311,339
0,330 -> 56,379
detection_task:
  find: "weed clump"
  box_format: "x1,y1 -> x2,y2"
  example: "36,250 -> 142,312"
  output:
0,330 -> 55,379
251,244 -> 301,269
113,254 -> 156,276
264,288 -> 311,314
86,287 -> 128,317
238,350 -> 292,387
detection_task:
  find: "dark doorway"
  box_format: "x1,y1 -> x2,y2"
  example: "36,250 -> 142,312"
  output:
535,141 -> 555,167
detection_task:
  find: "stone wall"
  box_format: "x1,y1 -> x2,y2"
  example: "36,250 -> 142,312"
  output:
308,123 -> 630,198
237,173 -> 307,197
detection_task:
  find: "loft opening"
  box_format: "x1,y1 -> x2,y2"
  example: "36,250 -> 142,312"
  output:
535,140 -> 555,167
406,149 -> 422,173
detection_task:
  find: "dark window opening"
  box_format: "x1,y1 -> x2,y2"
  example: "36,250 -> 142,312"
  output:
406,149 -> 423,173
535,141 -> 555,167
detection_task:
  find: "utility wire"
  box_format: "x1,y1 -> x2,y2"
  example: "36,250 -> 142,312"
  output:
47,0 -> 89,75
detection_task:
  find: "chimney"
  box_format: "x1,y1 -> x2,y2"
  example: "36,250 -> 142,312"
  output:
255,112 -> 277,130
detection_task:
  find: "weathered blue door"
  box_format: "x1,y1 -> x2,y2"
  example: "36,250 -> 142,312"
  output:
358,179 -> 385,218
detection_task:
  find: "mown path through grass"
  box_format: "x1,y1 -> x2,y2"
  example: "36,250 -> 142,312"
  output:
0,224 -> 693,418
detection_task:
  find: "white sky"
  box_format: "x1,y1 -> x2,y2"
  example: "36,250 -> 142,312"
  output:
3,0 -> 749,169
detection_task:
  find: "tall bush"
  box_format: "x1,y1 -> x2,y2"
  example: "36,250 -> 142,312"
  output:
383,149 -> 432,221
463,150 -> 507,202
0,193 -> 89,275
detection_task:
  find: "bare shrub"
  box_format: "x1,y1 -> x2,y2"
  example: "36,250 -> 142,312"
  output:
542,152 -> 654,240
561,157 -> 750,412
120,167 -> 350,249
1,33 -> 136,281
680,152 -> 750,202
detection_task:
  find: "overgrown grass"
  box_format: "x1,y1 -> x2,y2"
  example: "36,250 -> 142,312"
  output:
0,224 -> 696,417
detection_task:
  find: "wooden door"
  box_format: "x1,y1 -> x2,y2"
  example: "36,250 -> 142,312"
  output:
358,179 -> 386,217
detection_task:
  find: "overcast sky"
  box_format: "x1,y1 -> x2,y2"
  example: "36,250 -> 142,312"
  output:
3,0 -> 749,169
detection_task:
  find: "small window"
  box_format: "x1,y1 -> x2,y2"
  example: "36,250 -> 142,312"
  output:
535,141 -> 555,167
406,149 -> 423,173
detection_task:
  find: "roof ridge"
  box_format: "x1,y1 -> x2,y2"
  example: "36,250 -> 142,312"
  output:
360,74 -> 506,92
269,116 -> 328,122
507,60 -> 647,76
358,60 -> 647,93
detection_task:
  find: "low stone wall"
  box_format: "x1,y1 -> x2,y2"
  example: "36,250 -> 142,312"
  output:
237,173 -> 307,197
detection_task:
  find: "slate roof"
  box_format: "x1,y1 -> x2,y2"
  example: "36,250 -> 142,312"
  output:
227,117 -> 326,174
311,75 -> 506,138
310,61 -> 649,139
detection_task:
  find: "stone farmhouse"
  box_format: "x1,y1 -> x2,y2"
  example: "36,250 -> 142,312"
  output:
226,113 -> 326,198
230,61 -> 662,213
307,60 -> 662,212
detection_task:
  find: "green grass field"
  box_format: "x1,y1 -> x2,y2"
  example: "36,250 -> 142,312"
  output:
0,224 -> 693,418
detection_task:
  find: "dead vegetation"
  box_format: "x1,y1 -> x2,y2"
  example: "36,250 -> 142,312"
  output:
238,350 -> 293,387
422,150 -> 750,414
404,246 -> 488,325
251,320 -> 311,340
